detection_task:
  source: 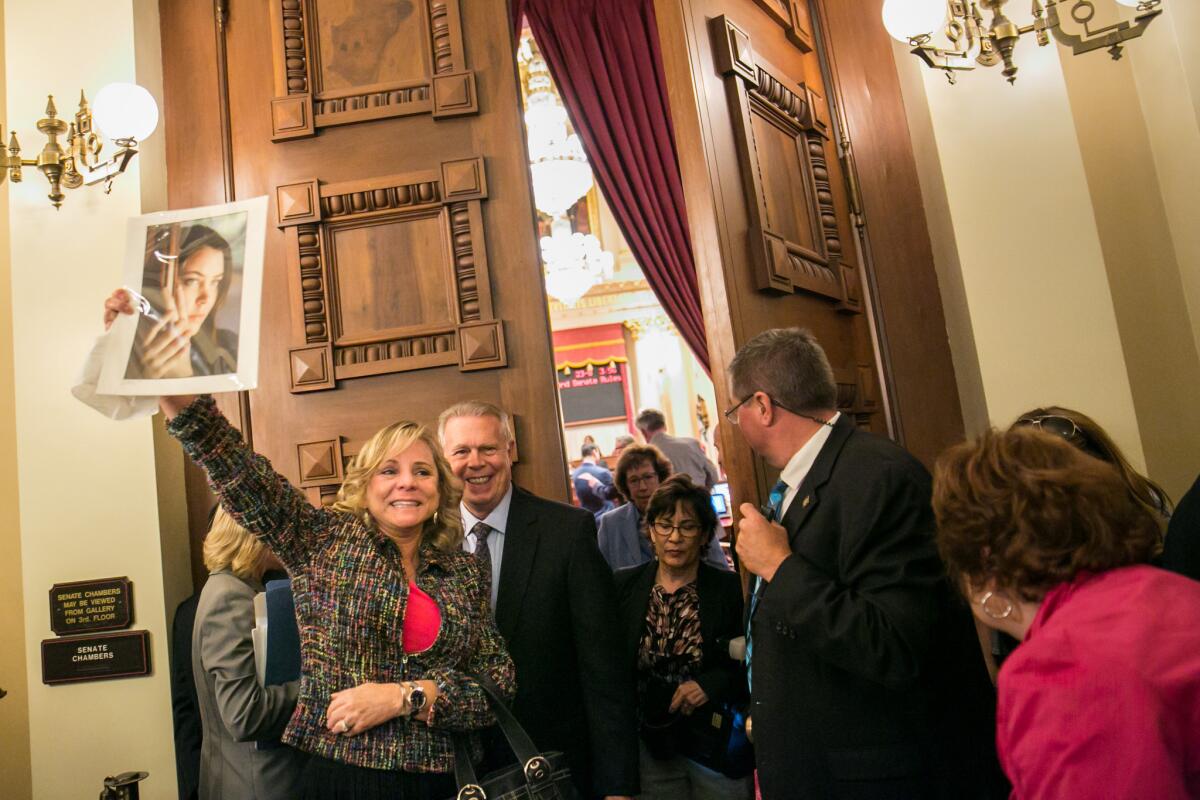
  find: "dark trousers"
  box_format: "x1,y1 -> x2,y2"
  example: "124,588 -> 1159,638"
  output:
300,754 -> 456,800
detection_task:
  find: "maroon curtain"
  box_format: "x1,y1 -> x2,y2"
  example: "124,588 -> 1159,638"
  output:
516,0 -> 711,373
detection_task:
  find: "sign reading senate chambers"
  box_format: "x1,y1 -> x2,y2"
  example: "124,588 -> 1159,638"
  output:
41,630 -> 151,685
49,577 -> 133,635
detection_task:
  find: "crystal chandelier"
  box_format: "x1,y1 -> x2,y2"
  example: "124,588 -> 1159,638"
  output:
520,42 -> 594,217
882,0 -> 1163,84
540,218 -> 614,307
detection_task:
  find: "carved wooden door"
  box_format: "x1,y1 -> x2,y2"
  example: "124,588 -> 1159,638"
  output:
657,0 -> 887,504
161,0 -> 565,542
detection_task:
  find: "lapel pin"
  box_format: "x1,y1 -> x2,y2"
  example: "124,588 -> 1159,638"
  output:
802,495 -> 811,508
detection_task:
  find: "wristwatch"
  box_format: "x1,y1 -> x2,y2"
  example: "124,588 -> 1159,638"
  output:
407,682 -> 427,714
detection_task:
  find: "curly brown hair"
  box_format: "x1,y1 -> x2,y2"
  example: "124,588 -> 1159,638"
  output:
613,444 -> 672,503
933,427 -> 1160,602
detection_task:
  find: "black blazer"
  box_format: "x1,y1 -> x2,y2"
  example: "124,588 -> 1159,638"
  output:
489,486 -> 639,797
748,416 -> 1004,800
614,560 -> 746,710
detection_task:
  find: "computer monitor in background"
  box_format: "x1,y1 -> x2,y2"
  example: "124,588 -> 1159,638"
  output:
710,481 -> 733,528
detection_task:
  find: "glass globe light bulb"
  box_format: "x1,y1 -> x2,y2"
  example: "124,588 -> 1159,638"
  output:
881,0 -> 948,44
92,82 -> 159,143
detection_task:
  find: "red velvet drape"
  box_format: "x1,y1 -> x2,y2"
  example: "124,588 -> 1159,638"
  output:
512,0 -> 711,373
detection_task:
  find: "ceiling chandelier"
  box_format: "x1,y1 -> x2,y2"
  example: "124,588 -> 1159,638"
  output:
518,36 -> 615,307
540,218 -> 614,308
882,0 -> 1163,84
521,44 -> 594,218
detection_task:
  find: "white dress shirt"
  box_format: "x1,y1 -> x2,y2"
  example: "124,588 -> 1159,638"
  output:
460,483 -> 513,609
777,412 -> 841,518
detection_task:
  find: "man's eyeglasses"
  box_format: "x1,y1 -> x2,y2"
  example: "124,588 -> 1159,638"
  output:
723,392 -> 835,428
649,519 -> 703,539
723,395 -> 753,424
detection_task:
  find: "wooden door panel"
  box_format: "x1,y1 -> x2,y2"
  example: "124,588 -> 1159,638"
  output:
162,0 -> 564,513
275,157 -> 504,392
269,0 -> 477,140
657,0 -> 886,508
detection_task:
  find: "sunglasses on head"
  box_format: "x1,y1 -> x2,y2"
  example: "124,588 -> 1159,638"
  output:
1015,415 -> 1104,458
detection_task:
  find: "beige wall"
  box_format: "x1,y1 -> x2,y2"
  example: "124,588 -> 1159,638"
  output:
5,2 -> 184,798
894,6 -> 1200,499
0,0 -> 32,793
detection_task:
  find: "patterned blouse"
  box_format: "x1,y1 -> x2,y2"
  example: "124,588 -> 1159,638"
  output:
167,395 -> 516,773
637,582 -> 704,700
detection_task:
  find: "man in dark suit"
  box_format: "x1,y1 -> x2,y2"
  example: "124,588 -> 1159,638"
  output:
729,328 -> 1002,799
438,401 -> 639,800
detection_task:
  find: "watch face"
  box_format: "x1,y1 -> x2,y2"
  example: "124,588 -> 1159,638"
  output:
410,687 -> 427,711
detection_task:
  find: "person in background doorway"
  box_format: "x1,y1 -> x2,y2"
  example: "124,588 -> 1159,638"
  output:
574,442 -> 617,519
582,434 -> 611,469
611,434 -> 636,466
934,427 -> 1200,799
598,444 -> 729,572
636,409 -> 719,490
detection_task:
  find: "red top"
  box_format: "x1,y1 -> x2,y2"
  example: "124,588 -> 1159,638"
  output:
996,565 -> 1200,799
402,580 -> 441,654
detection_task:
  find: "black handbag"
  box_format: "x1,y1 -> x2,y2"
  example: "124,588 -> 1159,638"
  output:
676,701 -> 754,779
447,673 -> 581,800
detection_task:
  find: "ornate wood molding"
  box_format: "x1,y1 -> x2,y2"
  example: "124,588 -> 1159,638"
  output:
712,15 -> 860,313
751,0 -> 814,53
269,0 -> 478,141
275,157 -> 506,393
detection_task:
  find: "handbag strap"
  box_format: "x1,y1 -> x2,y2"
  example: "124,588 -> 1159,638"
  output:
451,673 -> 556,799
471,671 -> 541,765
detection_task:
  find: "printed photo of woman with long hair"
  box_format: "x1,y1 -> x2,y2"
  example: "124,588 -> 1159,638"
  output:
125,214 -> 246,379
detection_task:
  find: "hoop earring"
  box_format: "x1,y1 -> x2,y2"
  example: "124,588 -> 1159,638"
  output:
979,590 -> 1014,620
432,510 -> 440,525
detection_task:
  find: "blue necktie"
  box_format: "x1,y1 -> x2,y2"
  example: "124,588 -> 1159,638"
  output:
746,479 -> 788,693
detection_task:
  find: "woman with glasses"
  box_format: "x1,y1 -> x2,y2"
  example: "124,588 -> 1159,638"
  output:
613,475 -> 751,799
933,428 -> 1200,799
598,445 -> 730,572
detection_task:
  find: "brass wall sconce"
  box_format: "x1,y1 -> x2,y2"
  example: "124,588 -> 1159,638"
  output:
882,0 -> 1163,84
0,82 -> 159,208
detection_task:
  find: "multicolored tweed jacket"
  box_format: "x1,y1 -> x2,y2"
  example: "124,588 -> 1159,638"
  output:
168,395 -> 516,772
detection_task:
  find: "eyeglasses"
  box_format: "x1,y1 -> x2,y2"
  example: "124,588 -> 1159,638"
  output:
649,519 -> 703,539
723,392 -> 835,428
723,395 -> 753,424
1014,415 -> 1103,457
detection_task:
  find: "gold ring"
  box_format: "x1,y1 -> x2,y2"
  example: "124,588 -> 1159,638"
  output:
337,719 -> 351,734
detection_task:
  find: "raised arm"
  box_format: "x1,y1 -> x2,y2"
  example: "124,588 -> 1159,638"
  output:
166,395 -> 332,568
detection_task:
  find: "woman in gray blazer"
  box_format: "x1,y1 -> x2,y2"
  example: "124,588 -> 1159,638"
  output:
193,508 -> 305,799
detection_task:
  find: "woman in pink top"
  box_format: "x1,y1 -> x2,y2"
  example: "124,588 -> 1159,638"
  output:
932,428 -> 1200,799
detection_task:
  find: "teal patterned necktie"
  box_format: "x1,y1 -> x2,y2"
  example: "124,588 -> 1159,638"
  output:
746,479 -> 789,692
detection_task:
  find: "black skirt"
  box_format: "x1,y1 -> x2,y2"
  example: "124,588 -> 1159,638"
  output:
300,754 -> 457,800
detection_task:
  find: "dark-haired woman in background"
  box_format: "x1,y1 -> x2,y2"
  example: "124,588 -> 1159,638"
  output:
933,428 -> 1200,799
614,475 -> 750,800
